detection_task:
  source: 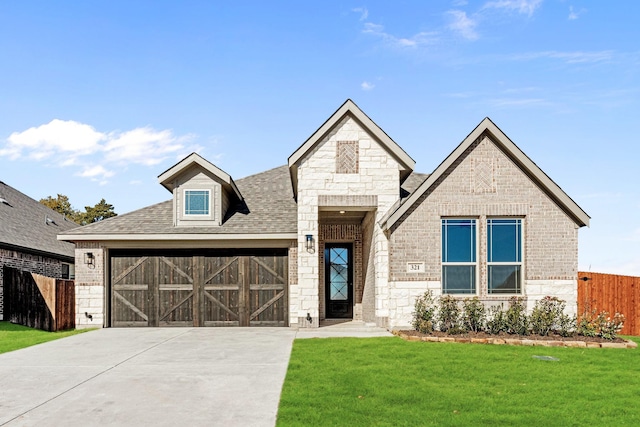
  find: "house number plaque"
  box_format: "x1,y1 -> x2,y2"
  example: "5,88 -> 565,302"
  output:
406,262 -> 425,273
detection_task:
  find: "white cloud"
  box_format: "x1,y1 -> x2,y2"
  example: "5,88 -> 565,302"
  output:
447,10 -> 479,40
2,119 -> 104,161
488,97 -> 547,107
76,165 -> 115,184
362,22 -> 438,48
352,7 -> 368,21
482,0 -> 543,17
361,81 -> 375,91
511,50 -> 614,64
1,120 -> 198,183
103,127 -> 189,166
568,6 -> 586,20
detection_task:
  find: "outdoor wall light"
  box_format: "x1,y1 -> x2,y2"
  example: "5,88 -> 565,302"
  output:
306,312 -> 312,323
84,252 -> 95,266
305,234 -> 314,253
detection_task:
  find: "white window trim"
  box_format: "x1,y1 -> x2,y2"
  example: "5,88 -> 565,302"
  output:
486,217 -> 524,295
441,218 -> 479,295
183,188 -> 212,219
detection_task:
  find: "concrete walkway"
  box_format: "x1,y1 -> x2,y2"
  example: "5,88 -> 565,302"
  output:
0,325 -> 392,427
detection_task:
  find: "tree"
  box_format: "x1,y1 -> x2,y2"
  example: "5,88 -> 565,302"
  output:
39,194 -> 81,223
40,195 -> 117,225
80,199 -> 117,224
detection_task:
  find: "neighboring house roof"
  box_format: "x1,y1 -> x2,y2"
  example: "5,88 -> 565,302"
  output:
381,117 -> 590,230
0,181 -> 76,261
157,152 -> 243,200
59,165 -> 298,241
288,99 -> 416,199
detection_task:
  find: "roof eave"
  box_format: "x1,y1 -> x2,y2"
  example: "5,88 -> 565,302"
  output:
382,118 -> 590,230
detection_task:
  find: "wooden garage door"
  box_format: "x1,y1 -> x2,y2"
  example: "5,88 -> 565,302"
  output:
110,250 -> 287,327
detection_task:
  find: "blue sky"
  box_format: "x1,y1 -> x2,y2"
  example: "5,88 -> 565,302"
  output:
1,1 -> 638,275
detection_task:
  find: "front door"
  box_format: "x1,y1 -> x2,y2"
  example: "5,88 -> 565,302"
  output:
325,244 -> 353,319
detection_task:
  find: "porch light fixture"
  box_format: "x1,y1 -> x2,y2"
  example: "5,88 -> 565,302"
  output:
305,234 -> 314,253
84,252 -> 95,266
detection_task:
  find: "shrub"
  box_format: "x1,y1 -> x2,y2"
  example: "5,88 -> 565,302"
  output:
530,296 -> 565,336
412,290 -> 436,334
557,313 -> 577,337
576,305 -> 625,340
438,295 -> 462,334
599,312 -> 625,340
505,297 -> 528,335
486,304 -> 508,335
461,297 -> 486,333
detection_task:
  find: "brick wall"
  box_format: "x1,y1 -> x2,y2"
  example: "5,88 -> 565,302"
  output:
386,134 -> 580,328
0,248 -> 65,320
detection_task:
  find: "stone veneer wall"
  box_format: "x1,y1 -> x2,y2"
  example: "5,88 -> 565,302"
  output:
387,135 -> 580,329
295,115 -> 401,327
74,241 -> 105,328
0,248 -> 66,320
361,211 -> 377,323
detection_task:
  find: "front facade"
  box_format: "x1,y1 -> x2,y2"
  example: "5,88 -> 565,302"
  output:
60,100 -> 589,329
0,181 -> 76,320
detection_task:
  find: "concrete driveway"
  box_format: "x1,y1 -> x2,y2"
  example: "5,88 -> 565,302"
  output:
0,328 -> 297,427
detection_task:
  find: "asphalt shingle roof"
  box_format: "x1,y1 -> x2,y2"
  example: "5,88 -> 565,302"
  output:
0,181 -> 76,259
61,165 -> 298,236
60,166 -> 430,238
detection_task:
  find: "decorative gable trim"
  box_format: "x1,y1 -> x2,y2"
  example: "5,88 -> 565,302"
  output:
157,152 -> 242,201
287,99 -> 415,198
336,141 -> 359,174
380,117 -> 590,230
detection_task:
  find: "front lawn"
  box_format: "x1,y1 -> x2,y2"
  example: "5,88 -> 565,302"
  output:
0,321 -> 90,354
277,336 -> 640,426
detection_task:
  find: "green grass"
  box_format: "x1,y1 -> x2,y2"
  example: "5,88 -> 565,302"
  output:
277,336 -> 640,426
0,321 -> 91,354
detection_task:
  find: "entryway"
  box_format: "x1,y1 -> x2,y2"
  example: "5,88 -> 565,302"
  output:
324,243 -> 353,319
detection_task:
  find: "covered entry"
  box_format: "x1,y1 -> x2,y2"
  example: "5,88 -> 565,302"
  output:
109,249 -> 288,327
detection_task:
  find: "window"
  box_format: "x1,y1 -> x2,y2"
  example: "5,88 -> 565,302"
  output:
487,218 -> 522,294
61,263 -> 69,279
184,190 -> 210,216
442,219 -> 477,294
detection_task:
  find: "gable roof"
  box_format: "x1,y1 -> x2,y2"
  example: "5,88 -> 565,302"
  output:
0,181 -> 76,261
380,117 -> 590,230
158,152 -> 243,200
288,99 -> 416,198
59,165 -> 297,242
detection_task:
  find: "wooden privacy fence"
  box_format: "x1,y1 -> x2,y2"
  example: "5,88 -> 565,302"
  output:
578,271 -> 639,336
3,266 -> 75,332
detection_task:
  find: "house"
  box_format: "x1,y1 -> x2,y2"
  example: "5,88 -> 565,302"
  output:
0,181 -> 77,320
59,100 -> 589,329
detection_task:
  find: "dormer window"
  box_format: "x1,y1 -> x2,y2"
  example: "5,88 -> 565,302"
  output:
184,190 -> 210,216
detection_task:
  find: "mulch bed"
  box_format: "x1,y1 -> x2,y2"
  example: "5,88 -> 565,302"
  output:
396,330 -> 637,348
399,329 -> 626,343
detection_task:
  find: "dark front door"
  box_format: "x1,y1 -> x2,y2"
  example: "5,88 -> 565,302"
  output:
325,244 -> 353,319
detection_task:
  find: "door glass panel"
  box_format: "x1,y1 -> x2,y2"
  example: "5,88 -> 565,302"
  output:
329,248 -> 349,301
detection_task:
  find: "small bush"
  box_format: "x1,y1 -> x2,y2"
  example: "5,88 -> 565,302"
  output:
505,297 -> 528,335
461,297 -> 486,333
530,296 -> 565,336
412,290 -> 436,334
486,304 -> 508,335
557,313 -> 577,337
576,305 -> 625,340
438,295 -> 461,334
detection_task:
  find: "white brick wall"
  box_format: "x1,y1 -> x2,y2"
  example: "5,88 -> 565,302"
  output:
295,116 -> 401,326
74,242 -> 105,328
